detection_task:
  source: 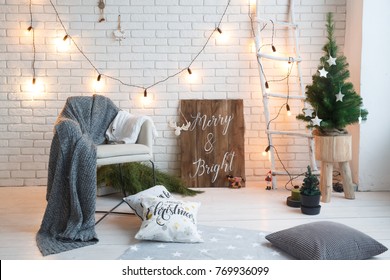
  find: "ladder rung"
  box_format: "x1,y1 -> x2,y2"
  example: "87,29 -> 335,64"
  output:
255,17 -> 298,28
257,52 -> 302,62
267,130 -> 313,138
265,92 -> 305,100
271,170 -> 320,176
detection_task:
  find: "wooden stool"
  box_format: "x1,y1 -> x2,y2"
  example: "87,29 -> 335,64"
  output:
315,135 -> 355,203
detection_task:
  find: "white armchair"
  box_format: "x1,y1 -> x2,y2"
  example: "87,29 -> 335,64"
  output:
95,118 -> 156,224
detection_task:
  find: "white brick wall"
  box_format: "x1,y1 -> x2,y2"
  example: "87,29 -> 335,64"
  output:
0,0 -> 346,187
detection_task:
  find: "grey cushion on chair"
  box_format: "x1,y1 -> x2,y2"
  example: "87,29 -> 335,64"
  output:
265,221 -> 388,260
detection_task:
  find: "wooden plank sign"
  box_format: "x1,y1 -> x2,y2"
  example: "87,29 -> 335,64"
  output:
180,100 -> 245,187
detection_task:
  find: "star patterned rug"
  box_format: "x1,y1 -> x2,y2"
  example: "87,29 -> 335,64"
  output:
118,225 -> 294,260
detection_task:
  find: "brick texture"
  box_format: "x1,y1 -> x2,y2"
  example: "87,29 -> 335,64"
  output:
0,0 -> 346,186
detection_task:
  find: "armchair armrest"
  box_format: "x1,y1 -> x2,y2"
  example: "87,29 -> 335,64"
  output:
136,119 -> 154,153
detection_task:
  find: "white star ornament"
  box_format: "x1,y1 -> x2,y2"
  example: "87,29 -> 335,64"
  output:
318,67 -> 328,78
312,115 -> 322,126
327,55 -> 337,66
336,90 -> 344,102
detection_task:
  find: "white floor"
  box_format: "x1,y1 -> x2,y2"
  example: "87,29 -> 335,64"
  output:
0,184 -> 390,260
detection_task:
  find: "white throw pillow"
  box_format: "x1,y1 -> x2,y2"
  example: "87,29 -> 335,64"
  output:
123,185 -> 173,220
135,197 -> 203,243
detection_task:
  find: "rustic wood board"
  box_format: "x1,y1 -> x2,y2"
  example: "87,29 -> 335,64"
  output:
180,99 -> 245,187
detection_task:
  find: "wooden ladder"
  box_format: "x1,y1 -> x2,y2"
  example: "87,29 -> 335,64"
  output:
253,0 -> 318,189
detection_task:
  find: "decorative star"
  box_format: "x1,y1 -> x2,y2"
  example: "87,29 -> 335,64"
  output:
227,245 -> 236,250
130,245 -> 139,251
271,251 -> 281,256
252,242 -> 260,248
210,237 -> 219,243
312,115 -> 322,126
235,235 -> 243,239
218,228 -> 226,232
244,255 -> 254,260
327,55 -> 337,66
199,249 -> 209,253
157,244 -> 167,248
318,67 -> 328,78
303,108 -> 314,117
336,90 -> 344,102
172,251 -> 182,257
144,256 -> 154,260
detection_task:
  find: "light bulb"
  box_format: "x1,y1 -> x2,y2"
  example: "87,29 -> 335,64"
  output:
286,104 -> 291,116
187,68 -> 192,75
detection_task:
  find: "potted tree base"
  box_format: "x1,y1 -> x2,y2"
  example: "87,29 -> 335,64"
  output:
300,166 -> 321,215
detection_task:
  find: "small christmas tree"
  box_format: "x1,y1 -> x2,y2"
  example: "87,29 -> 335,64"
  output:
300,165 -> 320,196
297,13 -> 368,135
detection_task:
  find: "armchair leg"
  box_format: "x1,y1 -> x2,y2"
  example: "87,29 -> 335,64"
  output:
95,161 -> 156,225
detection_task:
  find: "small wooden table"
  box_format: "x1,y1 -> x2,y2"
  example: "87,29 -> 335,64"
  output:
315,135 -> 355,203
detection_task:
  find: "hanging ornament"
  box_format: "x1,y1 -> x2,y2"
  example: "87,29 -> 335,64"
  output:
311,114 -> 322,126
303,107 -> 314,117
335,89 -> 344,102
113,15 -> 126,41
326,54 -> 337,66
98,0 -> 105,22
318,67 -> 328,78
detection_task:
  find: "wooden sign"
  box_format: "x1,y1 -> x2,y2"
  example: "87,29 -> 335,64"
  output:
180,100 -> 245,188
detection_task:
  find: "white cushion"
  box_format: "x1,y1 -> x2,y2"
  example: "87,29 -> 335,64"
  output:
96,143 -> 150,159
135,196 -> 203,243
123,185 -> 174,219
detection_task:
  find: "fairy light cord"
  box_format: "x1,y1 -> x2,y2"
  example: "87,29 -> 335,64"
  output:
249,4 -> 303,189
48,0 -> 232,92
29,0 -> 36,82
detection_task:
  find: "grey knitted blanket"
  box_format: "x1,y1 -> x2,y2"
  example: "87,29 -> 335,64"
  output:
36,94 -> 119,256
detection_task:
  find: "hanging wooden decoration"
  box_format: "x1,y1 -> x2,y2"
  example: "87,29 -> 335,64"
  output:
113,15 -> 126,41
98,0 -> 105,22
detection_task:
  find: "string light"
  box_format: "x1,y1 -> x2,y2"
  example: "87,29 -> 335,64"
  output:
45,0 -> 232,97
187,68 -> 192,75
28,0 -> 37,92
249,3 -> 304,188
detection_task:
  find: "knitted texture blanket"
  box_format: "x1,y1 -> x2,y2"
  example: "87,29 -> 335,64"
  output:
36,94 -> 119,256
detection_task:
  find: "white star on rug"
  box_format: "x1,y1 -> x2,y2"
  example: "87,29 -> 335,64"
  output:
318,67 -> 328,78
327,55 -> 337,66
144,256 -> 154,260
227,245 -> 236,250
244,255 -> 254,260
210,237 -> 219,243
218,228 -> 226,232
199,249 -> 209,253
312,115 -> 322,126
130,245 -> 139,251
172,251 -> 182,257
271,251 -> 280,256
235,235 -> 243,239
303,107 -> 314,117
336,90 -> 344,102
157,244 -> 167,248
252,242 -> 260,248
258,232 -> 266,236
